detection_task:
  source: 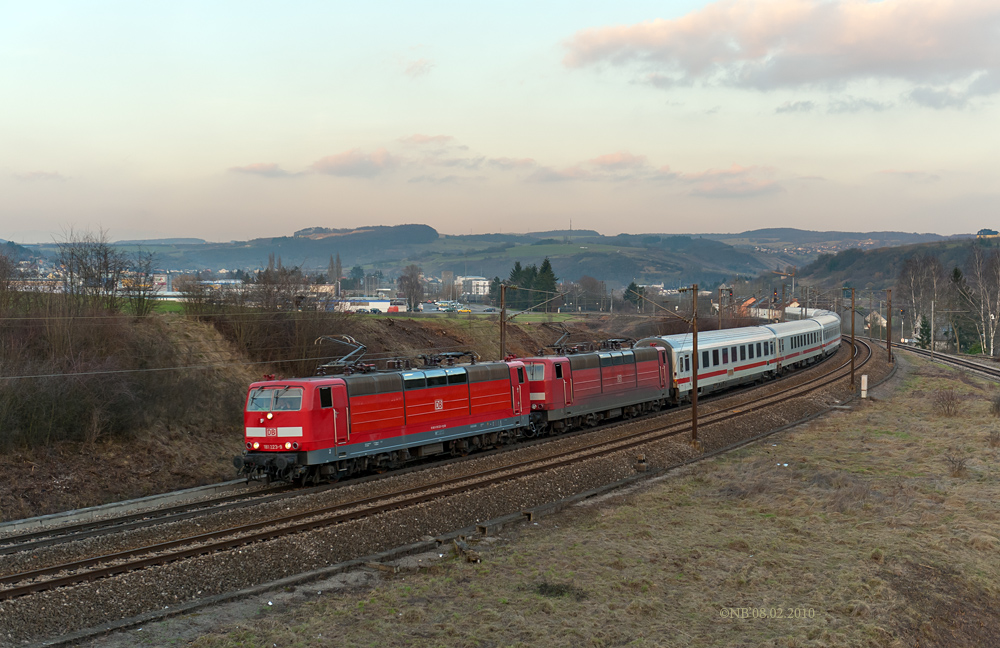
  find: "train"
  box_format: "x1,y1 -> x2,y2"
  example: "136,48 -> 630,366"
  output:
233,310 -> 841,483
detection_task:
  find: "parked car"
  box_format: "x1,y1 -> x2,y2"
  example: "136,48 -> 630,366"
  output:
458,308 -> 472,313
484,307 -> 496,312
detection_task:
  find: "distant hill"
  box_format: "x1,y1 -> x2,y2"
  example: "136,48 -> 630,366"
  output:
114,238 -> 207,245
702,228 -> 966,247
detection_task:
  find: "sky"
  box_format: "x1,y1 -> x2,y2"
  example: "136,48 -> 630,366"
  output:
2,0 -> 999,243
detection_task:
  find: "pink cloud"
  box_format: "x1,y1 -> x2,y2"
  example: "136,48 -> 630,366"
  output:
564,0 -> 1000,95
311,148 -> 398,177
679,164 -> 784,198
229,163 -> 294,178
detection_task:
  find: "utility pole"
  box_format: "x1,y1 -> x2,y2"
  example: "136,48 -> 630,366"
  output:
781,284 -> 786,321
500,284 -> 507,360
850,288 -> 856,393
688,284 -> 699,449
930,300 -> 935,361
887,289 -> 893,363
718,286 -> 723,330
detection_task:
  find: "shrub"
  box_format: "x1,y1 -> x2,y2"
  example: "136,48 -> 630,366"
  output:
932,389 -> 960,417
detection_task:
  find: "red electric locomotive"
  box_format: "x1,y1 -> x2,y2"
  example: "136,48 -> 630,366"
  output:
522,345 -> 671,433
234,360 -> 530,483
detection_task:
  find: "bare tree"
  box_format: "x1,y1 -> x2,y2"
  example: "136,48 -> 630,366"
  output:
56,228 -> 128,313
397,264 -> 423,312
959,244 -> 1000,356
121,250 -> 161,317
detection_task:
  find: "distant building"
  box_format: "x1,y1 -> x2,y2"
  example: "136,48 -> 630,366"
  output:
977,228 -> 999,239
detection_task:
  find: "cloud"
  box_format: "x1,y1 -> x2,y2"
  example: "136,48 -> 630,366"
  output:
564,0 -> 1000,101
14,171 -> 67,182
527,151 -> 678,183
403,58 -> 434,78
407,174 -> 486,184
488,157 -> 537,170
775,100 -> 816,113
587,151 -> 649,169
310,148 -> 398,177
878,169 -> 941,184
679,164 -> 784,198
828,97 -> 892,113
229,163 -> 295,178
399,134 -> 454,147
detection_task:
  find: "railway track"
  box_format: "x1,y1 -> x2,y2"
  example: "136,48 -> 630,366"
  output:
889,340 -> 1000,380
0,339 -> 870,604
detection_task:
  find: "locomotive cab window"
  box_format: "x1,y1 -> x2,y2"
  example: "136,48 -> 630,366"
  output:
319,386 -> 333,409
555,363 -> 563,379
517,367 -> 525,383
273,388 -> 302,411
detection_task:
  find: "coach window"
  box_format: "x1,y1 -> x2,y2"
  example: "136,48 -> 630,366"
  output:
748,344 -> 754,359
702,350 -> 709,368
771,341 -> 775,354
722,348 -> 728,364
712,349 -> 719,366
740,345 -> 746,361
756,342 -> 762,357
555,363 -> 563,379
685,356 -> 690,372
319,386 -> 333,409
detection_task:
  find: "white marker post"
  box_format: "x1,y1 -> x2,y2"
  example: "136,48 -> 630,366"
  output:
861,375 -> 868,399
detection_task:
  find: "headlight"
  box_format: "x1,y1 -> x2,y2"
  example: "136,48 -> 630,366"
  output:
252,441 -> 260,450
284,442 -> 292,450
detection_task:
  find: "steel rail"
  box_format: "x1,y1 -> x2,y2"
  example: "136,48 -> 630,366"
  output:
0,339 -> 869,601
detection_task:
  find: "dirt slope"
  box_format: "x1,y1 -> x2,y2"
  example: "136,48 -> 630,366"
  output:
0,313 -> 629,522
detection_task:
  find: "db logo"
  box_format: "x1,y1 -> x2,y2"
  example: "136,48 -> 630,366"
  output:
435,399 -> 444,410
266,427 -> 277,437
617,375 -> 623,384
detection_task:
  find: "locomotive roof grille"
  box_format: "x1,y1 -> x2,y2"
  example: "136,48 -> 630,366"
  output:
343,373 -> 403,396
568,354 -> 600,371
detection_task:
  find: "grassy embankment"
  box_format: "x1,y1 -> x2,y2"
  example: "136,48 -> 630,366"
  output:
188,355 -> 1000,647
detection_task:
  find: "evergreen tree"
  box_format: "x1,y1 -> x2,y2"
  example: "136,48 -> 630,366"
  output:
534,258 -> 558,311
917,315 -> 932,349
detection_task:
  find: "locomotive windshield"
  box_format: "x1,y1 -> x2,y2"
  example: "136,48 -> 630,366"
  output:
524,363 -> 545,381
247,387 -> 304,412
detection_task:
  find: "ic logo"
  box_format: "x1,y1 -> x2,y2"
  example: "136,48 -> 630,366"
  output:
435,399 -> 444,410
266,427 -> 277,437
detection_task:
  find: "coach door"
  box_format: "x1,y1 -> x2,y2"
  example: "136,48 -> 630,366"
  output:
320,384 -> 350,445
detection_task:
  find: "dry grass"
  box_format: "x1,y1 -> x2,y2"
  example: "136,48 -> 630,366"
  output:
178,355 -> 1000,647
